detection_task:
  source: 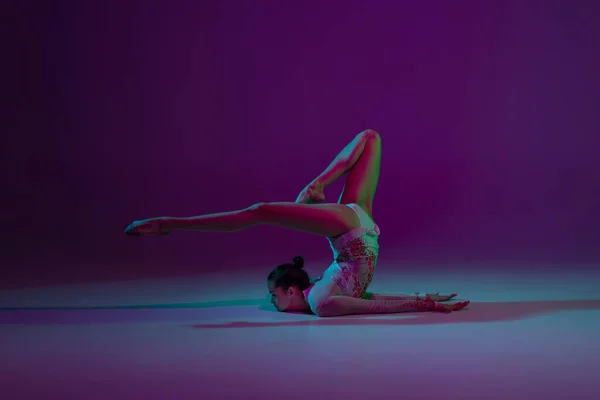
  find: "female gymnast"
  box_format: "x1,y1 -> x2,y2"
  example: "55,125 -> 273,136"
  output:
125,129 -> 470,317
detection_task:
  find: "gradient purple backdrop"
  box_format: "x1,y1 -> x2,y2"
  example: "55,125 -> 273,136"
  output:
4,0 -> 600,289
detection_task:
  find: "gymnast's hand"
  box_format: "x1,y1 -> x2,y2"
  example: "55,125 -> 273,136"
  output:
433,300 -> 470,313
124,217 -> 171,237
295,181 -> 326,204
425,292 -> 458,302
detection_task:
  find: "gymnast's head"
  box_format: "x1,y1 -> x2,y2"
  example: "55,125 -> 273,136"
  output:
267,256 -> 311,312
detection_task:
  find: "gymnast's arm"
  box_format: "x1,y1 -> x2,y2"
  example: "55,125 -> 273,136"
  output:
362,292 -> 418,300
312,295 -> 434,317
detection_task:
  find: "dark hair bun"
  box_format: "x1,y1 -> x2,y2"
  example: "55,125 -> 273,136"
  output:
292,256 -> 304,269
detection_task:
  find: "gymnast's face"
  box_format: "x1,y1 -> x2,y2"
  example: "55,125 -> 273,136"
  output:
268,282 -> 307,312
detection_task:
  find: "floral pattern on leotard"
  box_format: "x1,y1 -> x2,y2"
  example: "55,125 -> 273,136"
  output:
331,235 -> 378,298
321,204 -> 380,300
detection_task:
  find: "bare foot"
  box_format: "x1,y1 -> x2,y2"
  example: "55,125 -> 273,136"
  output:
125,218 -> 171,236
295,181 -> 326,204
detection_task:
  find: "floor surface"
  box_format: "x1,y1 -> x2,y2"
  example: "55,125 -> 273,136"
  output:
1,264 -> 599,399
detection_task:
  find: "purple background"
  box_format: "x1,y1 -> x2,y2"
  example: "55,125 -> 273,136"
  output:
4,0 -> 600,289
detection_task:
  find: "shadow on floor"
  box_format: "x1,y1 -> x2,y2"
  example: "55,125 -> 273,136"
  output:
0,299 -> 271,325
3,299 -> 599,326
0,298 -> 267,311
191,299 -> 600,328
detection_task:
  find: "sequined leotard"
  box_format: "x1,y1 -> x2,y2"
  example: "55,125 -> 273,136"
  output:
324,203 -> 380,298
304,204 -> 435,317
